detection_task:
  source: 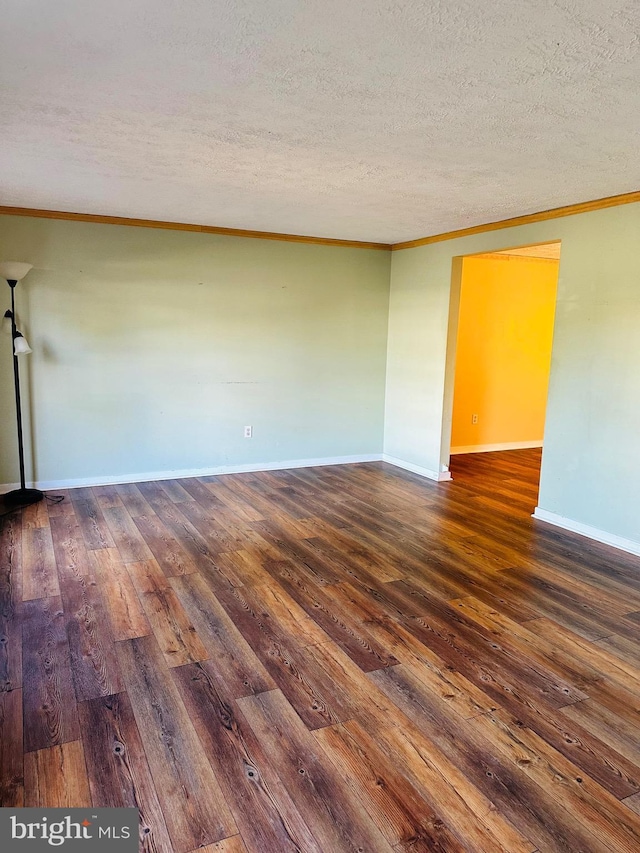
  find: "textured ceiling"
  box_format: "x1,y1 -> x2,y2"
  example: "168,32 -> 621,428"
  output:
1,1 -> 639,243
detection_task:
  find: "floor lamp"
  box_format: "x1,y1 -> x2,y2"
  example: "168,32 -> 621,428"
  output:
1,261 -> 43,507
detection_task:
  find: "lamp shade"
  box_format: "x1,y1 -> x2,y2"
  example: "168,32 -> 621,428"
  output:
0,262 -> 33,282
2,310 -> 12,335
13,332 -> 32,355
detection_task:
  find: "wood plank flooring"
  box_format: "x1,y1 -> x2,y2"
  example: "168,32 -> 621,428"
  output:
2,448 -> 640,851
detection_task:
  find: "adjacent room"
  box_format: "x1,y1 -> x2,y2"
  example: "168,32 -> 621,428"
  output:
446,242 -> 560,499
1,2 -> 640,852
449,243 -> 559,458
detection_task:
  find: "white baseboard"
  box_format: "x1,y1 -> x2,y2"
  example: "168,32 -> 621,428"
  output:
533,507 -> 640,558
450,440 -> 543,455
382,454 -> 452,482
0,453 -> 383,494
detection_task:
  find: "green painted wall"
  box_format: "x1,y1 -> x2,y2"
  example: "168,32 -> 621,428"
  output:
384,202 -> 640,545
0,216 -> 391,485
3,202 -> 639,549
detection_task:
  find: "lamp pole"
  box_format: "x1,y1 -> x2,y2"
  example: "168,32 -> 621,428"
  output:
8,280 -> 28,496
1,262 -> 43,507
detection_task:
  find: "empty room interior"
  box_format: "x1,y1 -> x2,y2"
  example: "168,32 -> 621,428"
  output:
1,2 -> 640,852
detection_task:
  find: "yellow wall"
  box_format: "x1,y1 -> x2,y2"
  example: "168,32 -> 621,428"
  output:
450,255 -> 558,452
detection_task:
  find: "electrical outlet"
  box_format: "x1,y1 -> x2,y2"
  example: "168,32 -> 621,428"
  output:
244,425 -> 253,438
472,414 -> 478,425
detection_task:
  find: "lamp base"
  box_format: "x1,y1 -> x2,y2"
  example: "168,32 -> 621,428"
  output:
3,487 -> 44,507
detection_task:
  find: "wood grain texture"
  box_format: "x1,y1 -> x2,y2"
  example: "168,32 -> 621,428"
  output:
21,499 -> 50,529
215,549 -> 273,587
169,573 -> 275,697
238,689 -> 395,852
71,492 -> 116,550
3,449 -> 640,852
22,526 -> 60,600
212,583 -> 361,729
263,558 -> 399,671
58,567 -> 123,701
116,483 -> 154,518
174,664 -> 320,853
201,478 -> 265,523
624,792 -> 640,816
22,596 -> 80,752
155,479 -> 198,504
89,549 -> 151,641
368,664 -> 606,853
470,707 -> 640,853
0,688 -> 23,806
118,635 -> 237,852
127,558 -> 209,667
133,513 -> 199,577
190,838 -> 250,853
370,717 -> 538,853
315,719 -> 470,852
49,513 -> 91,579
24,741 -> 91,807
45,490 -> 75,518
139,492 -> 239,591
92,483 -> 125,510
79,692 -> 173,853
0,513 -> 22,692
103,505 -> 154,563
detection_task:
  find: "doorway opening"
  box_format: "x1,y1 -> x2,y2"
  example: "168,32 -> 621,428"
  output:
441,241 -> 561,509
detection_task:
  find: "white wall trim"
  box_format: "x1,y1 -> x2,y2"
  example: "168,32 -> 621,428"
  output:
0,454 -> 383,493
533,507 -> 640,558
382,454 -> 452,482
450,440 -> 543,455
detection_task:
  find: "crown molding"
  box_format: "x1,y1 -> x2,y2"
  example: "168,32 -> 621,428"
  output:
0,205 -> 389,250
391,190 -> 640,250
2,188 -> 638,253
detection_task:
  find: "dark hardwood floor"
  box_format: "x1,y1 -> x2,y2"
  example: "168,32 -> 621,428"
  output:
3,448 -> 640,852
